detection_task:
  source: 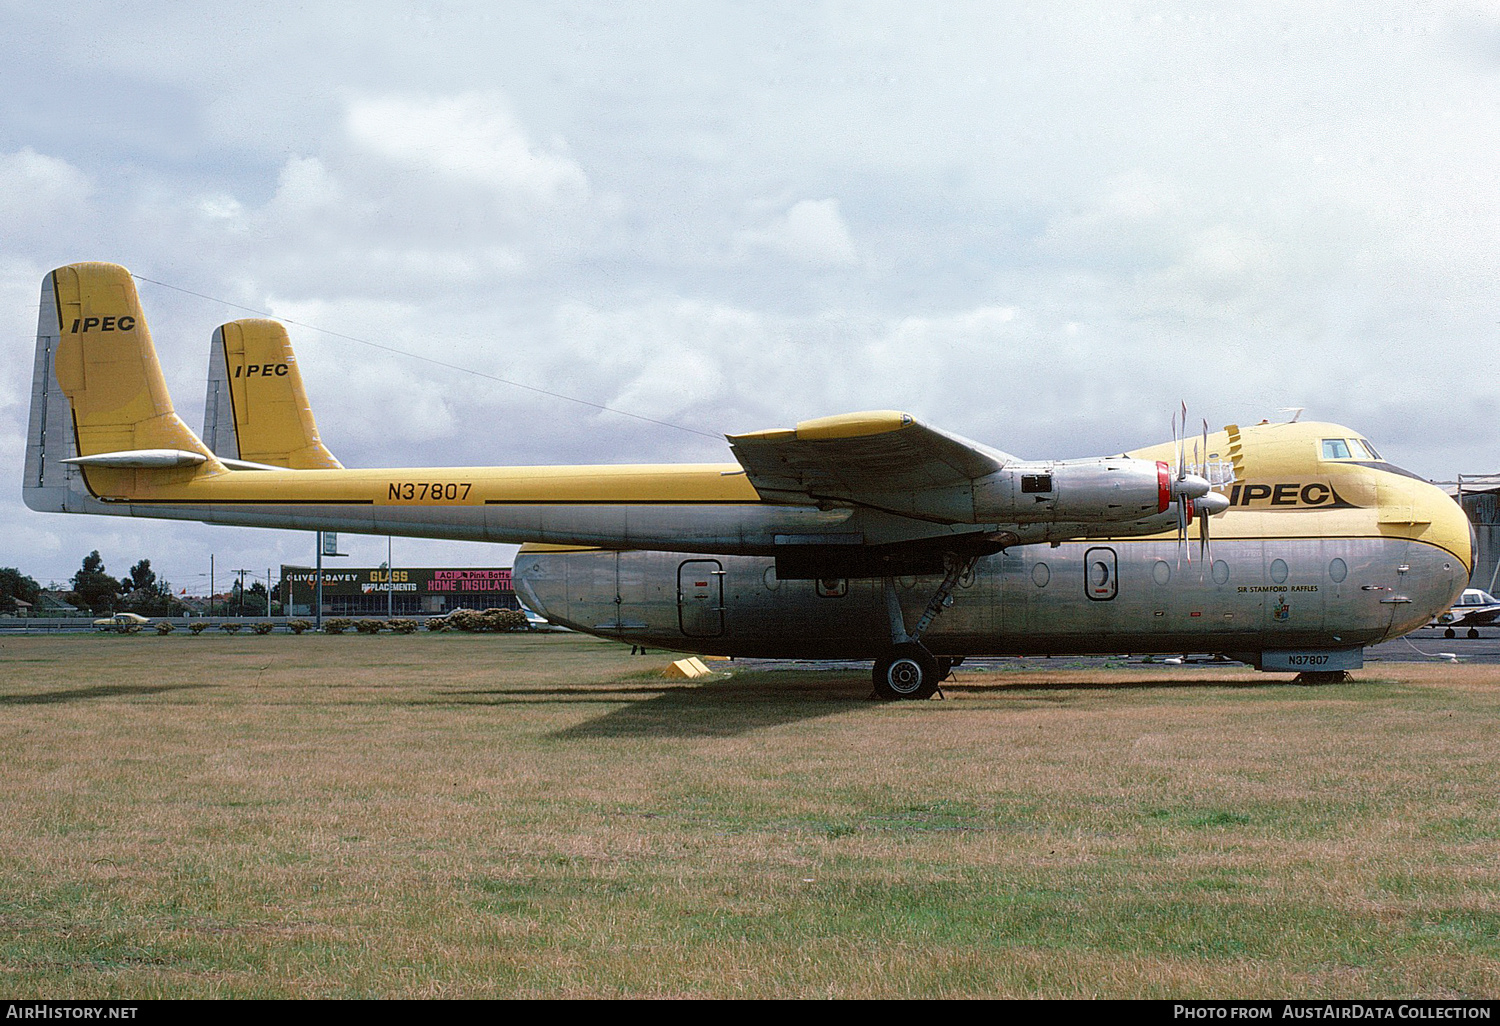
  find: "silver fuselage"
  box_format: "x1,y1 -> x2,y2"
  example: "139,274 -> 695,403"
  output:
513,532 -> 1464,664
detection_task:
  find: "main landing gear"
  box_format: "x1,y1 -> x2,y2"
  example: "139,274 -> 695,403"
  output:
873,555 -> 975,701
873,643 -> 941,700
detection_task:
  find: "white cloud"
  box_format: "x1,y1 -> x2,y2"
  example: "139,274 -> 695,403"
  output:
743,198 -> 858,266
0,148 -> 92,243
269,156 -> 343,214
346,92 -> 588,207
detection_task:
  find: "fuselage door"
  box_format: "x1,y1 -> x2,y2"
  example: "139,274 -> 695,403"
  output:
1084,547 -> 1118,601
678,559 -> 726,637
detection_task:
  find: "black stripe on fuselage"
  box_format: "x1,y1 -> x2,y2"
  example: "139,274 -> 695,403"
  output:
102,497 -> 376,505
483,498 -> 765,505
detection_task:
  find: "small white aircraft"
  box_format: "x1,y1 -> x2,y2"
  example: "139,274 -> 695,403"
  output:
1431,588 -> 1500,638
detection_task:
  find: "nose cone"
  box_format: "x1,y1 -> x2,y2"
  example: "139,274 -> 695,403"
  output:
1196,492 -> 1231,516
1417,480 -> 1472,616
1172,474 -> 1212,500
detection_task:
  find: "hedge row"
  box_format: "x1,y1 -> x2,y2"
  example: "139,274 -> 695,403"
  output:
102,609 -> 534,636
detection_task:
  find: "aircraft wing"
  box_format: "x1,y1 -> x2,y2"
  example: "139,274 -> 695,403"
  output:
727,411 -> 1013,509
1446,606 -> 1500,627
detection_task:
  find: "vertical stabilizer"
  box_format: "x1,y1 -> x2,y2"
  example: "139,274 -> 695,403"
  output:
23,263 -> 220,512
203,319 -> 342,469
22,269 -> 89,512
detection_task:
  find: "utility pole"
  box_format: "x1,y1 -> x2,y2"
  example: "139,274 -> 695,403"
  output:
234,569 -> 251,617
315,532 -> 323,630
210,554 -> 214,617
314,532 -> 346,629
267,567 -> 272,620
387,536 -> 394,618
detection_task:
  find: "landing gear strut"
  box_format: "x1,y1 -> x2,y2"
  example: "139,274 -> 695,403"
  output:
873,555 -> 976,701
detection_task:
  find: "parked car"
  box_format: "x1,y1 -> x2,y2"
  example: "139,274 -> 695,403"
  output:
93,612 -> 151,632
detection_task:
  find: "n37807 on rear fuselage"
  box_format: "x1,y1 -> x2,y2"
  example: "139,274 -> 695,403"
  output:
22,263 -> 1471,697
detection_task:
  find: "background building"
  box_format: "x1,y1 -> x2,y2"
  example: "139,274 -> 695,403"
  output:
281,566 -> 518,617
1453,477 -> 1500,594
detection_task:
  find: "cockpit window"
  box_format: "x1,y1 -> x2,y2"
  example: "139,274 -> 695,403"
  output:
1321,439 -> 1352,460
1351,438 -> 1382,460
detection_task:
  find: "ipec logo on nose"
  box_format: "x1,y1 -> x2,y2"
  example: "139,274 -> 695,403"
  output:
69,316 -> 137,333
234,364 -> 290,378
1229,482 -> 1360,509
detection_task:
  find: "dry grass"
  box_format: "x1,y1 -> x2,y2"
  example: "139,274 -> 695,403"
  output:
0,633 -> 1496,998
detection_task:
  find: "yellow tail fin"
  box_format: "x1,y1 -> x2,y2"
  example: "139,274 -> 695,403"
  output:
24,262 -> 220,512
203,319 -> 343,469
52,263 -> 211,458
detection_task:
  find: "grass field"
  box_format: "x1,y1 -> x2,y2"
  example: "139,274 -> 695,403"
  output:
0,632 -> 1496,998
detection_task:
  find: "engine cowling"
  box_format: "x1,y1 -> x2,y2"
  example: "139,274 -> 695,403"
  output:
972,457 -> 1170,524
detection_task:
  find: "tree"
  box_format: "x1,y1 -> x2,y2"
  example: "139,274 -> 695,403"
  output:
241,581 -> 269,617
0,568 -> 41,615
125,560 -> 156,595
70,551 -> 123,614
119,558 -> 180,616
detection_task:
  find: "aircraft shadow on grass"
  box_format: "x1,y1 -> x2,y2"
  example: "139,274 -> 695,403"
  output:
535,669 -> 1303,740
0,682 -> 208,705
942,676 -> 1307,695
540,672 -> 872,739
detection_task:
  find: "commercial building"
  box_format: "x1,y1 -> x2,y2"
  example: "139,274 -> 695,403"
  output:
281,566 -> 518,617
1453,476 -> 1500,593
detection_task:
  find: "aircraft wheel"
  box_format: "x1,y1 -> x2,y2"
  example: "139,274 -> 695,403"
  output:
1468,628 -> 1480,639
1444,628 -> 1456,639
873,643 -> 940,700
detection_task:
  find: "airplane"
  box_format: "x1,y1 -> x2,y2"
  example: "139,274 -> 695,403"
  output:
1431,588 -> 1500,638
22,262 -> 1472,696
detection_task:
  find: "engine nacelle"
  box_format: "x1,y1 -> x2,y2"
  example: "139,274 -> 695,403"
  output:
972,457 -> 1168,524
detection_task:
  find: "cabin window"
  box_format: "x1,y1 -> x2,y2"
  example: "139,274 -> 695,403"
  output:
1321,439 -> 1352,460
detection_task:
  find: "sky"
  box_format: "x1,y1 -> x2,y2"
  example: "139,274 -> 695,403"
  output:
2,1 -> 1498,593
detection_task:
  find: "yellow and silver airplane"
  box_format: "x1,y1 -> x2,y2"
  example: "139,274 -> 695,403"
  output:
23,262 -> 1471,696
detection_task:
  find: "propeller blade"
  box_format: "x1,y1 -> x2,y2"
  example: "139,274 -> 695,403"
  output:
1195,492 -> 1231,571
1176,495 -> 1188,569
1199,506 -> 1210,571
1177,401 -> 1187,480
1183,499 -> 1193,565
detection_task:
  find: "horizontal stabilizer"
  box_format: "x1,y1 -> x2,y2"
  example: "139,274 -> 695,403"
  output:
215,457 -> 288,471
62,449 -> 209,468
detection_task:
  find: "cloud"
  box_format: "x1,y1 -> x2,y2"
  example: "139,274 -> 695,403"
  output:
346,92 -> 588,208
742,198 -> 858,266
0,148 -> 92,245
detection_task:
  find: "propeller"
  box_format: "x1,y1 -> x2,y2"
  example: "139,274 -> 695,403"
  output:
1193,419 -> 1231,570
1169,405 -> 1223,571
